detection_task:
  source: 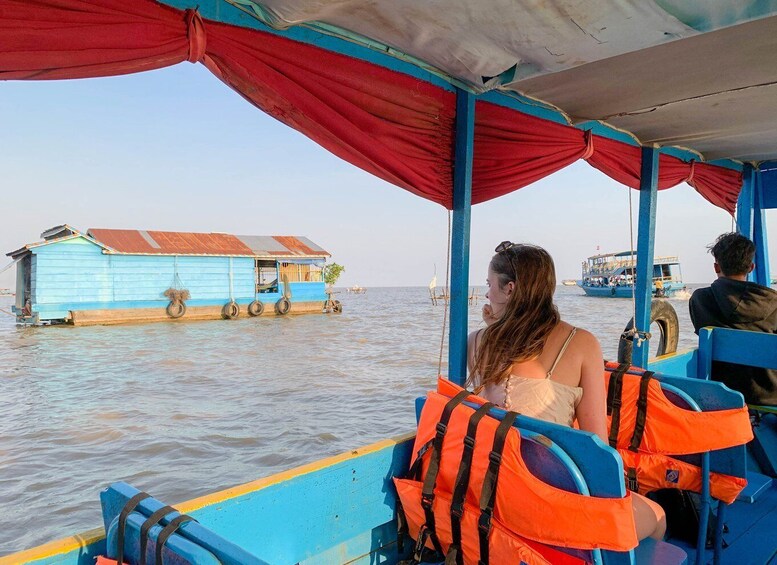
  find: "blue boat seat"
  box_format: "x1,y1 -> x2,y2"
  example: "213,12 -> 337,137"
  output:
100,482 -> 268,565
697,327 -> 777,480
414,397 -> 687,565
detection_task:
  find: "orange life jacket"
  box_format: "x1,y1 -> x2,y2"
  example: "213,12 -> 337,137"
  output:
604,362 -> 751,503
394,383 -> 639,565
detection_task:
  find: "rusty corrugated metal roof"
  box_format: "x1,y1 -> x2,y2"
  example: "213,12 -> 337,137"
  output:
235,235 -> 330,257
88,229 -> 255,256
86,229 -> 329,257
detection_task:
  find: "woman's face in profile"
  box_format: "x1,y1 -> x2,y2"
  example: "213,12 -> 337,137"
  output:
486,268 -> 513,318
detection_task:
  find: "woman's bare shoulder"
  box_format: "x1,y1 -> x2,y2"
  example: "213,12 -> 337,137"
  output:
566,326 -> 603,356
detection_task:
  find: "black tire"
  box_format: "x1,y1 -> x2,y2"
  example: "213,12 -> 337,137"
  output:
617,300 -> 679,364
333,300 -> 343,313
166,301 -> 186,319
275,297 -> 291,315
247,300 -> 264,317
222,301 -> 240,320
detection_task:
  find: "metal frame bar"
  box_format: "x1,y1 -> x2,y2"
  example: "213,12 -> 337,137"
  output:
633,147 -> 659,369
737,163 -> 755,241
448,88 -> 475,384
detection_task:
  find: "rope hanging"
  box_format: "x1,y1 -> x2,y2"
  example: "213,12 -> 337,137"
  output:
622,186 -> 651,347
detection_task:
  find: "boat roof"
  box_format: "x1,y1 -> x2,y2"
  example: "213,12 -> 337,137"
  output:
6,1 -> 777,216
219,1 -> 777,164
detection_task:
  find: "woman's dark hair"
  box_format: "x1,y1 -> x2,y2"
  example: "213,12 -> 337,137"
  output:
470,243 -> 559,388
709,232 -> 755,276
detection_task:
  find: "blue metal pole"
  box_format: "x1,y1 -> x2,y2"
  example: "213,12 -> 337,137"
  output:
448,88 -> 475,385
753,169 -> 770,286
737,163 -> 755,240
633,147 -> 659,369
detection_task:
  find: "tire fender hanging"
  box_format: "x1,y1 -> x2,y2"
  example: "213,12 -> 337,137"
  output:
166,301 -> 186,319
275,297 -> 291,315
247,300 -> 264,317
333,300 -> 343,313
617,300 -> 679,364
222,301 -> 240,320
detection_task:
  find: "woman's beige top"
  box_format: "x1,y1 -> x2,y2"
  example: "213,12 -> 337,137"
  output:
475,327 -> 583,427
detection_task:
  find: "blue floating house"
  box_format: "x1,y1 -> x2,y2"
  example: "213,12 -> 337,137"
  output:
7,225 -> 331,325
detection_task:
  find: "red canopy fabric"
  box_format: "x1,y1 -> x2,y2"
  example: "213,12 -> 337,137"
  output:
0,0 -> 742,212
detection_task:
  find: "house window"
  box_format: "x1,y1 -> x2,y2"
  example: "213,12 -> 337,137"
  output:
255,260 -> 278,293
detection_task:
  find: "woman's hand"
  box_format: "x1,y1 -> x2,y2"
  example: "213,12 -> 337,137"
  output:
482,304 -> 499,325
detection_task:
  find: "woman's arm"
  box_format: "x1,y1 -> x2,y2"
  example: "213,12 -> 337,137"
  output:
574,330 -> 608,443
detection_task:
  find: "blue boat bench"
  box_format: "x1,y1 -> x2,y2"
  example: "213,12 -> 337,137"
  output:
413,397 -> 687,565
652,326 -> 777,564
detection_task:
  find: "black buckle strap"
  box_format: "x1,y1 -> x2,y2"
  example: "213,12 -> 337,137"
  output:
419,390 -> 471,556
628,371 -> 654,451
139,505 -> 177,565
626,467 -> 639,492
607,363 -> 629,447
449,401 -> 494,565
115,492 -> 151,563
154,513 -> 197,565
478,410 -> 518,565
407,439 -> 435,481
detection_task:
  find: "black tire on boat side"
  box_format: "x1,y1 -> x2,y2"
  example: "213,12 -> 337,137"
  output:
275,297 -> 291,315
617,300 -> 679,365
247,300 -> 264,317
222,301 -> 240,319
333,300 -> 342,313
166,301 -> 186,319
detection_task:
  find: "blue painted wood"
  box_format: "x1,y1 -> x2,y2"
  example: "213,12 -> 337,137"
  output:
753,170 -> 770,287
737,163 -> 755,242
24,236 -> 324,321
101,483 -> 265,565
648,349 -> 698,378
699,327 -> 777,370
760,166 -> 777,209
448,88 -> 475,385
633,147 -> 659,368
738,471 -> 773,503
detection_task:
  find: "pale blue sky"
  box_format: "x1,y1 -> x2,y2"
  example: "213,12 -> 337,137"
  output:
1,63 -> 774,288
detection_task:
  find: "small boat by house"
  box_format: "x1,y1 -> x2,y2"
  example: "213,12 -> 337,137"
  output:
6,225 -> 333,325
346,284 -> 366,294
579,251 -> 686,298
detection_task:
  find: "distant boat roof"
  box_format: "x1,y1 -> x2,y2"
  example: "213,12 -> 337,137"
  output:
7,227 -> 330,258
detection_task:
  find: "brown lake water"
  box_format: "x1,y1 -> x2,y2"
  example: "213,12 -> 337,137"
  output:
0,286 -> 701,555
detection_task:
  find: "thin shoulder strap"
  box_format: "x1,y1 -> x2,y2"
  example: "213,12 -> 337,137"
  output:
546,327 -> 577,379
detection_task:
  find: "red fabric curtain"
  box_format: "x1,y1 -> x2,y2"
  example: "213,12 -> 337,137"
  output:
201,20 -> 456,207
472,101 -> 589,204
0,0 -> 742,212
0,0 -> 203,80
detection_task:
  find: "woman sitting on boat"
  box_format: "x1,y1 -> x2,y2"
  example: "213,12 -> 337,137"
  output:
467,241 -> 666,540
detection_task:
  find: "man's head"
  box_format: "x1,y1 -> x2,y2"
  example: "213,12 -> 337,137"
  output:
709,232 -> 755,279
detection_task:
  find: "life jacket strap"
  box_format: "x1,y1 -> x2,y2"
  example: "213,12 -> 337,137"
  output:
607,363 -> 630,447
421,389 -> 470,555
154,514 -> 197,565
626,467 -> 639,492
115,492 -> 151,564
628,371 -> 655,451
478,410 -> 519,565
449,401 -> 494,565
139,505 -> 177,565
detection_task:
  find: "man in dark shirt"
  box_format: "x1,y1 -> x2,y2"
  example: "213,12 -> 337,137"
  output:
689,232 -> 777,405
